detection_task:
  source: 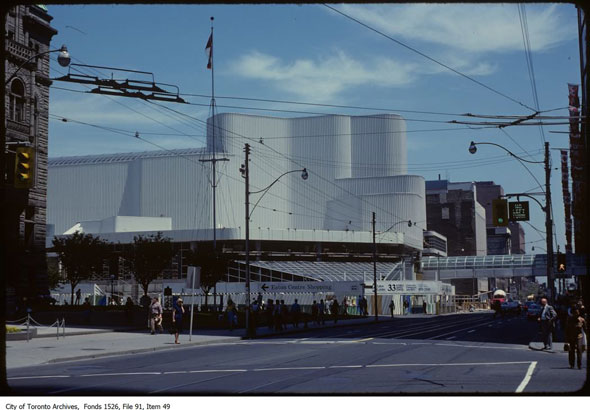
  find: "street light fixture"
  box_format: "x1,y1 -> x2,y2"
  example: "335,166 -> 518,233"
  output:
241,143 -> 308,338
5,44 -> 70,85
469,140 -> 555,302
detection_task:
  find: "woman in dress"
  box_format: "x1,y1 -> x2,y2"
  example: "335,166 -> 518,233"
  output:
172,298 -> 185,344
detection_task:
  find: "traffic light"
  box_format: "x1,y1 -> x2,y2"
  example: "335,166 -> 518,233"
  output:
557,253 -> 566,273
14,146 -> 35,189
491,199 -> 508,227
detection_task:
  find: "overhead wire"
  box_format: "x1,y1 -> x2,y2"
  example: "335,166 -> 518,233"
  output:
322,3 -> 538,113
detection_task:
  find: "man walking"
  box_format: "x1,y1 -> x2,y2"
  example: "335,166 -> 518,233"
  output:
291,299 -> 301,328
149,297 -> 163,334
319,299 -> 326,325
538,297 -> 557,350
389,299 -> 395,318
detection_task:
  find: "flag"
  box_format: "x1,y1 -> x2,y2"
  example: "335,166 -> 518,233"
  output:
205,33 -> 213,69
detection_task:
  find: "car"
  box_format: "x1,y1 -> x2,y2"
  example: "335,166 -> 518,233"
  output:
524,300 -> 536,310
526,303 -> 542,320
501,300 -> 521,315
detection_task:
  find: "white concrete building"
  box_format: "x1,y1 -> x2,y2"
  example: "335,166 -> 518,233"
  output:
48,113 -> 426,251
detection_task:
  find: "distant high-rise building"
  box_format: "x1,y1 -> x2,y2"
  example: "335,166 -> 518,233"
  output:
425,180 -> 487,256
509,221 -> 526,254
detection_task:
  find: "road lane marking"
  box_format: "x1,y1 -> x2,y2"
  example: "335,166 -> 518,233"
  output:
8,360 -> 534,382
428,319 -> 495,340
372,342 -> 407,345
354,338 -> 374,343
434,343 -> 525,351
467,330 -> 476,333
80,372 -> 161,377
8,375 -> 71,380
366,361 -> 532,368
515,361 -> 537,393
189,369 -> 247,373
445,336 -> 457,340
253,366 -> 325,371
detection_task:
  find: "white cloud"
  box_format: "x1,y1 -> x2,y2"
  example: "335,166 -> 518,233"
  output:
337,4 -> 576,53
231,50 -> 426,101
230,49 -> 498,101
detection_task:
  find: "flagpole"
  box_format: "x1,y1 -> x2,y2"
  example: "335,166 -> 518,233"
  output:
199,16 -> 228,313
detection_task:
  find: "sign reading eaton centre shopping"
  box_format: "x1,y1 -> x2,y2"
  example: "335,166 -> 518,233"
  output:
254,281 -> 363,294
509,201 -> 530,221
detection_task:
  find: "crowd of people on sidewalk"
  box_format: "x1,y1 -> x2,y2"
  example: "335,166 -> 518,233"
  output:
532,295 -> 587,370
219,295 -> 370,333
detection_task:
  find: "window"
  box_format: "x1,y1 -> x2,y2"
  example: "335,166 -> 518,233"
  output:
9,79 -> 26,123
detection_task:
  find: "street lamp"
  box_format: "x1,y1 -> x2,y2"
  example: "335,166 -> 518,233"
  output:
469,140 -> 555,302
240,143 -> 308,338
5,44 -> 70,86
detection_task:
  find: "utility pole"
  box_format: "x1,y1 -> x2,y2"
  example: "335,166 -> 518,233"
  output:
372,211 -> 378,322
243,144 -> 251,337
544,141 -> 555,302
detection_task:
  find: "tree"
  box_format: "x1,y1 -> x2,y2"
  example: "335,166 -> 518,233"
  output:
52,232 -> 109,305
46,256 -> 62,290
184,247 -> 229,310
125,232 -> 176,297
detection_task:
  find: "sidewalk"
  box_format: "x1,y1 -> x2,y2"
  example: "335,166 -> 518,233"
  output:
6,314 -> 410,370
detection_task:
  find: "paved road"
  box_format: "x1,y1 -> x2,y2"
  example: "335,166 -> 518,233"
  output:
7,312 -> 588,394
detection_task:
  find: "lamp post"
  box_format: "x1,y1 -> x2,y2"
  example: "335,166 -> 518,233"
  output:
5,44 -> 70,86
469,140 -> 555,302
240,143 -> 308,338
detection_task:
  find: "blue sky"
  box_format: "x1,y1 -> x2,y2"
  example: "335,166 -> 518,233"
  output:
45,3 -> 581,256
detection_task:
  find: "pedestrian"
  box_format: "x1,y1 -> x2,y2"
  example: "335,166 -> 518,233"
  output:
319,299 -> 326,325
226,298 -> 237,331
251,299 -> 259,333
403,299 -> 409,315
291,299 -> 301,328
312,300 -> 319,325
362,297 -> 368,316
172,298 -> 185,344
389,299 -> 395,318
342,297 -> 348,317
149,297 -> 163,335
330,299 -> 340,324
492,299 -> 501,319
266,299 -> 274,330
75,288 -> 81,305
423,300 -> 427,314
538,297 -> 557,350
357,295 -> 362,315
566,307 -> 587,369
274,300 -> 283,331
124,297 -> 134,325
280,300 -> 289,328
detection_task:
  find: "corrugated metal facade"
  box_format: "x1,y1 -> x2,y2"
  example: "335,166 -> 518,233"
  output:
48,114 -> 425,249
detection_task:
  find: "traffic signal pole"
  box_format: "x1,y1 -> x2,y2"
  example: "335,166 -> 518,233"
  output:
544,141 -> 555,303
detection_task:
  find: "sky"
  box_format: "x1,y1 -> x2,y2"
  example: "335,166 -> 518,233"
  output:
45,3 -> 582,257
